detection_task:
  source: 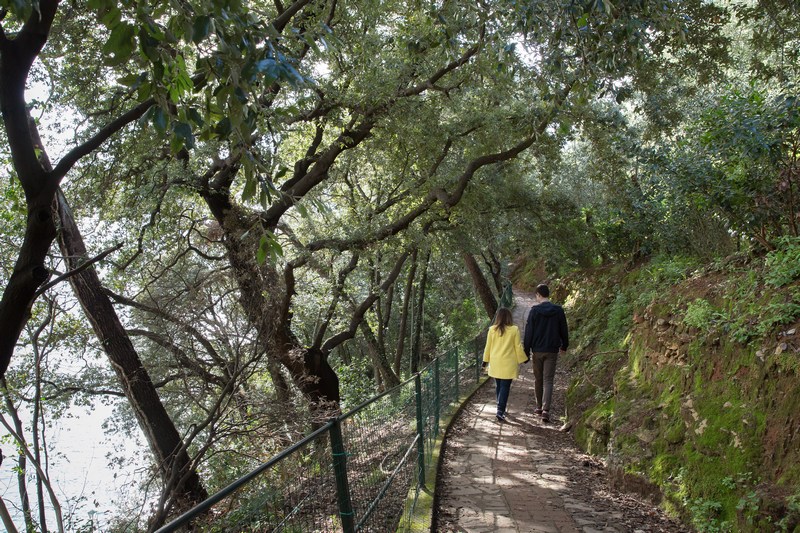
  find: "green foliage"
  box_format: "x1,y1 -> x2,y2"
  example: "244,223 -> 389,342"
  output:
561,248 -> 800,530
336,359 -> 378,410
434,298 -> 483,353
736,490 -> 761,527
2,0 -> 798,529
0,175 -> 26,248
683,298 -> 725,331
731,1 -> 800,84
256,232 -> 284,265
717,291 -> 800,346
643,256 -> 701,286
776,492 -> 800,531
764,237 -> 800,287
665,239 -> 800,345
599,292 -> 633,348
688,497 -> 730,533
669,86 -> 800,247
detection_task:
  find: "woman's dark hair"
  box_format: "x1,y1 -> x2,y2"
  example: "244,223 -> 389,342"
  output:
493,307 -> 513,335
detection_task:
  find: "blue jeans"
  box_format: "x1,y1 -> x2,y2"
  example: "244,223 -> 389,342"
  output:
495,378 -> 512,415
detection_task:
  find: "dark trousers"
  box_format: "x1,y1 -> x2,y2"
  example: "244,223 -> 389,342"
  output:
532,351 -> 559,412
495,378 -> 512,415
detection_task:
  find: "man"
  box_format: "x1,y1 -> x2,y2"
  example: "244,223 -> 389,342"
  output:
523,284 -> 569,423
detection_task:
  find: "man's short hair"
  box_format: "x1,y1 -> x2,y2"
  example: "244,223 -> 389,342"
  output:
536,284 -> 550,297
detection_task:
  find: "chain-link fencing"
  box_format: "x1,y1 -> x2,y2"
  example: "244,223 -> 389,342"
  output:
156,338 -> 489,533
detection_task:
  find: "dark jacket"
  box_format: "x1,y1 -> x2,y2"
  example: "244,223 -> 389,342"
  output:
523,301 -> 569,354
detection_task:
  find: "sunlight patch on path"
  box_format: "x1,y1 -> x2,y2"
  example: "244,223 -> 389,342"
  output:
434,290 -> 624,532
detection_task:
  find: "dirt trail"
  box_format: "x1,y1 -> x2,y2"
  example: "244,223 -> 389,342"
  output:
432,291 -> 689,533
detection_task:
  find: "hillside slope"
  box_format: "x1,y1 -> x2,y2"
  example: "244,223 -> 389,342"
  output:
514,247 -> 800,531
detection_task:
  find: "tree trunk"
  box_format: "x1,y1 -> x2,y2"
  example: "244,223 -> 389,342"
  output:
393,248 -> 418,376
358,321 -> 400,390
266,357 -> 291,404
370,262 -> 400,389
483,251 -> 503,295
234,234 -> 339,408
0,384 -> 34,532
32,316 -> 49,533
0,0 -> 60,379
410,250 -> 430,374
55,191 -> 208,512
463,252 -> 497,319
201,181 -> 343,413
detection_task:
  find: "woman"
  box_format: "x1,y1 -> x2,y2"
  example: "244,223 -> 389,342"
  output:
483,307 -> 528,422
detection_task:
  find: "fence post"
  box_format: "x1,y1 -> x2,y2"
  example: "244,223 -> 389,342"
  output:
453,347 -> 459,400
329,419 -> 355,533
433,357 -> 440,435
414,373 -> 426,488
475,340 -> 481,383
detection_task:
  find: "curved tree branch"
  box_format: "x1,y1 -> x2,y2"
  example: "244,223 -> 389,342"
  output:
321,250 -> 409,353
312,252 -> 360,350
306,82 -> 575,253
272,0 -> 314,32
51,98 -> 154,181
0,0 -> 60,186
261,32 -> 485,229
106,290 -> 230,373
34,241 -> 123,298
126,328 -> 227,387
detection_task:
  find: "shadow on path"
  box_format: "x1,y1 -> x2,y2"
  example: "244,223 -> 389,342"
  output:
432,290 -> 689,533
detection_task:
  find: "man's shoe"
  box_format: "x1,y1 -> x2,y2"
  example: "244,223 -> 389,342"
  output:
496,413 -> 506,422
541,411 -> 550,423
534,408 -> 543,415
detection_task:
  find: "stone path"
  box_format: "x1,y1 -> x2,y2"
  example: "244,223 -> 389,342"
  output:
433,292 -> 688,533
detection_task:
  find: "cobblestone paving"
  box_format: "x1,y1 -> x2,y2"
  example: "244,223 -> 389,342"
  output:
433,292 -> 690,533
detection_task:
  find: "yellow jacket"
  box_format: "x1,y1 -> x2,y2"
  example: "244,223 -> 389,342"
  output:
483,324 -> 527,379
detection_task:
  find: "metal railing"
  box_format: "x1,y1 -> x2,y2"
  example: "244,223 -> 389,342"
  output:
156,338 -> 487,533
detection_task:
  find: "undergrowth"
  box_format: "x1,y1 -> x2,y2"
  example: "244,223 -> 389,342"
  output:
551,240 -> 800,531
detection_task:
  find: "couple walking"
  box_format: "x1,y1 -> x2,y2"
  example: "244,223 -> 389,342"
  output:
482,284 -> 569,423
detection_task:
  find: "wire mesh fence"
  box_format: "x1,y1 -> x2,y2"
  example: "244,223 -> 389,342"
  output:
339,381 -> 418,531
156,337 -> 488,533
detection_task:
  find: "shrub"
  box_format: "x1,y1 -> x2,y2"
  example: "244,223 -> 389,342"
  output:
764,237 -> 800,287
683,298 -> 726,332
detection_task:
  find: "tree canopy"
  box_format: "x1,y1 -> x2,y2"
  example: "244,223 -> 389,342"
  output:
1,0 -> 796,530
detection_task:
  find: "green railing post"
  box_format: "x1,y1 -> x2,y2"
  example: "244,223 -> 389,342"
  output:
414,373 -> 426,488
453,347 -> 459,400
433,357 -> 441,435
475,341 -> 481,383
329,419 -> 355,533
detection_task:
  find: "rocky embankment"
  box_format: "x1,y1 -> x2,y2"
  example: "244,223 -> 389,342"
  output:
552,262 -> 800,531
